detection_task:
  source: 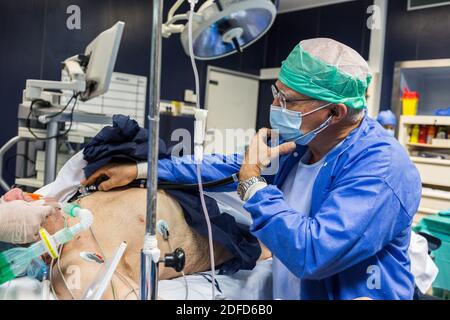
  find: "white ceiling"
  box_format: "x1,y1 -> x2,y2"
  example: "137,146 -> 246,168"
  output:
278,0 -> 357,14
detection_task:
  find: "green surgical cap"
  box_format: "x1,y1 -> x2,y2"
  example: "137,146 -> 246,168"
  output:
279,38 -> 372,109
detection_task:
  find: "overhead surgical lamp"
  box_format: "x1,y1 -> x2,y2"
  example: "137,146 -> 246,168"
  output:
141,0 -> 278,301
163,0 -> 278,60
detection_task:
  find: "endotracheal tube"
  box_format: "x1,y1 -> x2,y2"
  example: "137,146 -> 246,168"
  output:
0,203 -> 93,286
187,0 -> 217,300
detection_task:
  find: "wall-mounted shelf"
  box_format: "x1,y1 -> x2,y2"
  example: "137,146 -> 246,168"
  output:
398,115 -> 450,219
407,142 -> 450,149
400,115 -> 450,126
410,156 -> 450,166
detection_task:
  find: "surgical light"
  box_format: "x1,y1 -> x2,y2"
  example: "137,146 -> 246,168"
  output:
163,0 -> 277,60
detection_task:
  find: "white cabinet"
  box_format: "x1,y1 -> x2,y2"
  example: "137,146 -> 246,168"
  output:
398,116 -> 450,189
398,115 -> 450,222
411,157 -> 450,187
391,60 -> 450,223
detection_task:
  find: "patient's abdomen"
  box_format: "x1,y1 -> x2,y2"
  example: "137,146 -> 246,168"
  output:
77,188 -> 232,280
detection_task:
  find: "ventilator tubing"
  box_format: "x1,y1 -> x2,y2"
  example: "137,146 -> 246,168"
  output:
0,203 -> 93,285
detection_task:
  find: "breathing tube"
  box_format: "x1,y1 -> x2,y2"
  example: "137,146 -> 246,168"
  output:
0,203 -> 93,285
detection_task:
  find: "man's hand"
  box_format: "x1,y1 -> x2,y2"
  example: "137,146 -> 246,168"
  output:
239,128 -> 296,181
80,162 -> 138,191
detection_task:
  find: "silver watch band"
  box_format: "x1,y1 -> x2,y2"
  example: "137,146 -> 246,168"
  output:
237,176 -> 267,201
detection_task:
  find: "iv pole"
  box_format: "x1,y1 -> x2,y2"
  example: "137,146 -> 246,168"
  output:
141,0 -> 163,300
139,0 -> 277,300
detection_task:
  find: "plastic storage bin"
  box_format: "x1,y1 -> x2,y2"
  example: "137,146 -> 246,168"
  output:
414,210 -> 450,298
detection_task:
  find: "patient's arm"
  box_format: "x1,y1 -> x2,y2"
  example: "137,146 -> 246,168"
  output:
43,188 -> 234,300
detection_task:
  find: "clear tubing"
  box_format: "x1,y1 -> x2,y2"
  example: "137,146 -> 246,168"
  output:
53,228 -> 75,246
168,0 -> 184,21
188,0 -> 216,300
0,204 -> 93,285
61,203 -> 94,236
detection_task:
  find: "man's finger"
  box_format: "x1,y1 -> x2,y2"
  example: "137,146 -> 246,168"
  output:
81,168 -> 108,186
270,142 -> 296,159
260,128 -> 281,147
257,128 -> 270,140
268,129 -> 281,141
279,142 -> 297,155
98,178 -> 116,191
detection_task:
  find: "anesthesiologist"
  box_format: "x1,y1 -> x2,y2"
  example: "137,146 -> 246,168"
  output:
82,38 -> 422,300
377,110 -> 397,136
0,188 -> 55,244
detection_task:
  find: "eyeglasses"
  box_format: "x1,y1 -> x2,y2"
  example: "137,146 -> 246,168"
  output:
271,84 -> 317,110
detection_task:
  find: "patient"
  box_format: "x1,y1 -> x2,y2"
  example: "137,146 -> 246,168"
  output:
42,188 -> 271,300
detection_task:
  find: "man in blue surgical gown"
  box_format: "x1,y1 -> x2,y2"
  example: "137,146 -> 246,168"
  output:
82,38 -> 422,300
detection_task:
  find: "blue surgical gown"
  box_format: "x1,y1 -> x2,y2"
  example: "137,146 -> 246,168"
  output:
158,115 -> 421,300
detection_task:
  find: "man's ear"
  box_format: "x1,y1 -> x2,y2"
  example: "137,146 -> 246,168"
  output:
330,103 -> 347,124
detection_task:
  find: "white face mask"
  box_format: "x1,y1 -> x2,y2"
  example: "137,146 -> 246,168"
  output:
386,129 -> 395,137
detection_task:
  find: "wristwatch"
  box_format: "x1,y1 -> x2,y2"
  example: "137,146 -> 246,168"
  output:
237,176 -> 267,201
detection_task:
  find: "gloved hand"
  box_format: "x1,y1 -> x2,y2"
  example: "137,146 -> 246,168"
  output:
0,200 -> 56,244
2,188 -> 33,202
80,162 -> 138,191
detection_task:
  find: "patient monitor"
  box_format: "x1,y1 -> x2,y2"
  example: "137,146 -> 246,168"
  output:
23,21 -> 125,105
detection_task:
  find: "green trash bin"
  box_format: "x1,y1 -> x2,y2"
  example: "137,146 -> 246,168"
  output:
414,210 -> 450,299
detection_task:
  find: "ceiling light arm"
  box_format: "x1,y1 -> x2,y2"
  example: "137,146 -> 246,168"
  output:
162,0 -> 213,38
168,0 -> 185,21
198,0 -> 216,12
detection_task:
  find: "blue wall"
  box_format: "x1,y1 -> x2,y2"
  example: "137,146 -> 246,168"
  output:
264,0 -> 372,68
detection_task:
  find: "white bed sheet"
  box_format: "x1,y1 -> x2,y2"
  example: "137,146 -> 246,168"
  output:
159,259 -> 273,300
0,277 -> 55,300
0,259 -> 272,300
